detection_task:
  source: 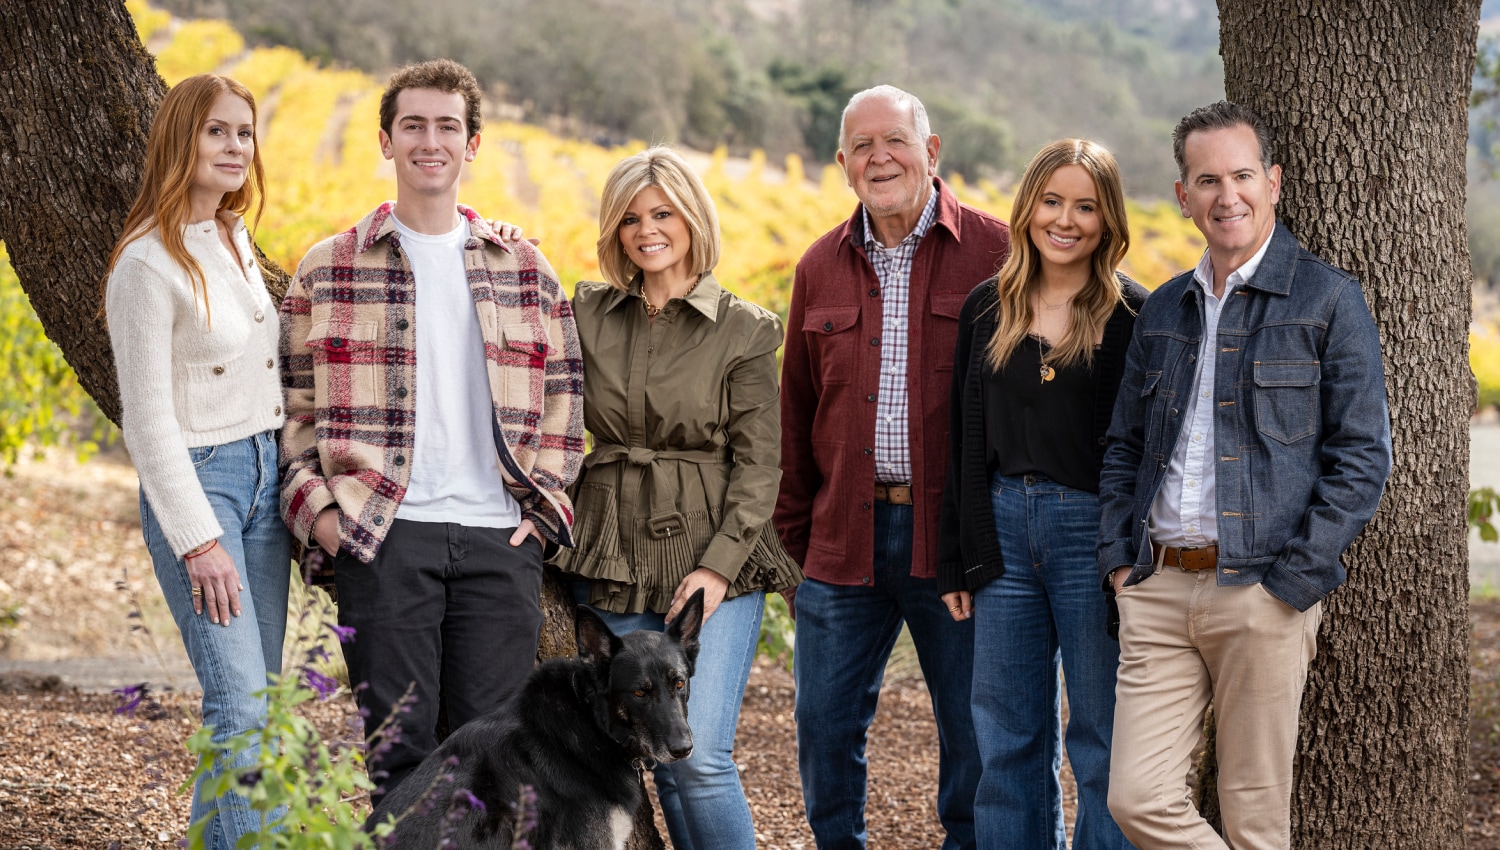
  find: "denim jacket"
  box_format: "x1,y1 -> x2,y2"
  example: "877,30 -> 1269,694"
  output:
1096,223 -> 1391,612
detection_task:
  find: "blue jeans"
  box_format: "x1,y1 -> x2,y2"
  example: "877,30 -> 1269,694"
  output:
794,502 -> 978,850
140,431 -> 291,850
571,583 -> 764,850
973,474 -> 1132,850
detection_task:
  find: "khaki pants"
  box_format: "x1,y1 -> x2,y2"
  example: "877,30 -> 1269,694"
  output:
1106,562 -> 1321,850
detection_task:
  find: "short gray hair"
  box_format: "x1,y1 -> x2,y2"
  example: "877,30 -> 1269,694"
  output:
837,85 -> 933,155
1171,100 -> 1274,181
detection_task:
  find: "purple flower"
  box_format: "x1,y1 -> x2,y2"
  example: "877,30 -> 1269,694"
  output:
302,667 -> 340,700
456,789 -> 485,813
326,622 -> 357,643
112,683 -> 148,716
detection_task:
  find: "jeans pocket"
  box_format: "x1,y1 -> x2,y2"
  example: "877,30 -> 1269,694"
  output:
188,444 -> 219,468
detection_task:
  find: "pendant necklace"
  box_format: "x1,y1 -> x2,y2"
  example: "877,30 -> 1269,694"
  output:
1037,335 -> 1055,383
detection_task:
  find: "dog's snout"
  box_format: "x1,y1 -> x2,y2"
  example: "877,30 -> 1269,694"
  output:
668,740 -> 694,761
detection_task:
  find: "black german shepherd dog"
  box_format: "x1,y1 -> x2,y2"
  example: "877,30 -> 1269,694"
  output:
368,588 -> 705,849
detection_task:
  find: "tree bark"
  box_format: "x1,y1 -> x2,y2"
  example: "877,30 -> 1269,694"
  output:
0,1 -> 162,426
1217,2 -> 1478,846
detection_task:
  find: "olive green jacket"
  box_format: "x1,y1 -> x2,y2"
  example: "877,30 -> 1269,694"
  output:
552,274 -> 803,613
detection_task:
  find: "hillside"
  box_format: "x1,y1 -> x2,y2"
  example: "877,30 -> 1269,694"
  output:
149,0 -> 1225,197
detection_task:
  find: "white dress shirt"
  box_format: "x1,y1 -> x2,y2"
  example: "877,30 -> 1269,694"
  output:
1148,234 -> 1274,548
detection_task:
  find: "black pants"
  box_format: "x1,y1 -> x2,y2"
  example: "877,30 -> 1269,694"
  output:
334,519 -> 544,803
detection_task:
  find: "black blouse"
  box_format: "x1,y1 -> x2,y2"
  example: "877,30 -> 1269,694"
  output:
937,273 -> 1150,595
983,334 -> 1099,493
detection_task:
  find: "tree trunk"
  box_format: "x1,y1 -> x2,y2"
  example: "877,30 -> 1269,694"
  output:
1217,3 -> 1478,847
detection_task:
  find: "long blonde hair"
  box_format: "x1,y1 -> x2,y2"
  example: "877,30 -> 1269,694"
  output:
595,146 -> 720,290
102,74 -> 266,323
985,139 -> 1130,372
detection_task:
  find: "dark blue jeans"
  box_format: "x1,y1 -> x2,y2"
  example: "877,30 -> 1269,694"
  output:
973,474 -> 1132,850
794,502 -> 978,849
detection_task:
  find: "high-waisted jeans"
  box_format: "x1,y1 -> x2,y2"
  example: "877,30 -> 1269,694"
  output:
971,473 -> 1132,850
139,430 -> 292,849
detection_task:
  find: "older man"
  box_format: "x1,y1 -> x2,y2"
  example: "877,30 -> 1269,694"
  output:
1099,101 -> 1391,850
776,85 -> 1011,849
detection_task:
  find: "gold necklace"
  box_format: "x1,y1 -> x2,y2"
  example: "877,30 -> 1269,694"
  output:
1037,335 -> 1056,383
642,276 -> 701,318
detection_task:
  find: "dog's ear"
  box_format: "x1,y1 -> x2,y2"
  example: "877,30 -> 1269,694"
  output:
665,587 -> 705,662
575,604 -> 622,665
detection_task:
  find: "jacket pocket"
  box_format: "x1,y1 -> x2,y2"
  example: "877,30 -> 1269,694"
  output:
183,357 -> 253,433
1140,370 -> 1163,444
305,320 -> 380,409
928,292 -> 968,372
497,323 -> 546,412
1253,360 -> 1319,444
804,306 -> 860,386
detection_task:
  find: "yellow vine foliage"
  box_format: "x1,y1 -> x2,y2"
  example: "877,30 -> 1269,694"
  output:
130,2 -> 1210,313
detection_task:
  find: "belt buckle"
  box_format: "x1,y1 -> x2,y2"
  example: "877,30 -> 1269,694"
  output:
647,512 -> 687,540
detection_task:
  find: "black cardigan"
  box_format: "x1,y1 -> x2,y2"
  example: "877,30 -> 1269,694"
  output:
936,274 -> 1149,595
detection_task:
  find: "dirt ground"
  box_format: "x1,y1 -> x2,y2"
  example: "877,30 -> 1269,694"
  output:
0,449 -> 1494,848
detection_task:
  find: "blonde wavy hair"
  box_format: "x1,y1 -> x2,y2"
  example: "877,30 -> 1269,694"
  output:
985,138 -> 1131,372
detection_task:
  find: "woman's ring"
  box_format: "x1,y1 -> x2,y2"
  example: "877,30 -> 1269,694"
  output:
191,586 -> 203,597
948,604 -> 960,611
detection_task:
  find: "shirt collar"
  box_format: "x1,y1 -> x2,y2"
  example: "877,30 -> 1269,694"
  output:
605,272 -> 724,322
859,182 -> 940,252
1192,227 -> 1276,297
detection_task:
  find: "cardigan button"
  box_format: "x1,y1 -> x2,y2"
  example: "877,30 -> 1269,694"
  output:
212,365 -> 225,376
395,455 -> 406,466
1097,436 -> 1107,446
869,288 -> 878,297
373,516 -> 385,526
254,310 -> 265,323
331,338 -> 344,348
870,337 -> 880,346
273,405 -> 281,416
866,393 -> 876,402
863,447 -> 873,455
862,501 -> 871,510
397,319 -> 410,331
823,321 -> 833,331
397,387 -> 408,398
266,358 -> 274,369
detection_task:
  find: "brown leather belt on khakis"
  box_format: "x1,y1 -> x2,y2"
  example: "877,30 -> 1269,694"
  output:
874,483 -> 913,505
1154,542 -> 1219,571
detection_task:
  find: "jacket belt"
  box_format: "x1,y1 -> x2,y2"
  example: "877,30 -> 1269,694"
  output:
1153,541 -> 1218,571
585,443 -> 730,539
874,483 -> 913,505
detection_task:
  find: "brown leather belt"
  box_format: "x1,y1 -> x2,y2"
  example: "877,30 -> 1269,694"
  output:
874,483 -> 913,505
1154,542 -> 1219,571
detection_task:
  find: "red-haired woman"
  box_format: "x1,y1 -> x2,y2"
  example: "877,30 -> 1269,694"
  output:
103,73 -> 289,848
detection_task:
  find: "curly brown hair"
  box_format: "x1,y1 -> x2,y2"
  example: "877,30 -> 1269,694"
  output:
379,59 -> 483,140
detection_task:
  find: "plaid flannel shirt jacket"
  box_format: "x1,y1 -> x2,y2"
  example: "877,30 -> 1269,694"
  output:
278,202 -> 585,563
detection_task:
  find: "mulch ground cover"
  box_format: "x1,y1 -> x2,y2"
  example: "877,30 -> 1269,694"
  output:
0,451 -> 1495,848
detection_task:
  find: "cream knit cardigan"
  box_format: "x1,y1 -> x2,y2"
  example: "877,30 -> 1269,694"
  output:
106,216 -> 284,558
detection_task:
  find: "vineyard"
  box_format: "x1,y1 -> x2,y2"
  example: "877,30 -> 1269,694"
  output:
7,1 -> 1493,461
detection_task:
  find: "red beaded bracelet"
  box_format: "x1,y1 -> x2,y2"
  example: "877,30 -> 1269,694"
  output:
185,539 -> 220,561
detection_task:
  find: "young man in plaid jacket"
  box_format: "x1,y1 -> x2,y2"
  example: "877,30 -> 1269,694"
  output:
277,59 -> 584,802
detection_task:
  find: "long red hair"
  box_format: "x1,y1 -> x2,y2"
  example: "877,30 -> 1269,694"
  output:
102,74 -> 265,324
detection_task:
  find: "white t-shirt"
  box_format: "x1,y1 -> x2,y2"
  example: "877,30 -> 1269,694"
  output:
391,213 -> 522,529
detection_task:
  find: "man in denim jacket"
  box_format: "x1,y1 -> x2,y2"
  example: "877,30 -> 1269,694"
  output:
1098,101 -> 1391,850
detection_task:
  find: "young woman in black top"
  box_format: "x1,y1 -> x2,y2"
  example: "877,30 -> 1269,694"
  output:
938,139 -> 1147,850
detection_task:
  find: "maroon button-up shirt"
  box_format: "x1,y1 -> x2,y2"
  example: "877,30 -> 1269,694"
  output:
776,179 -> 1011,584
